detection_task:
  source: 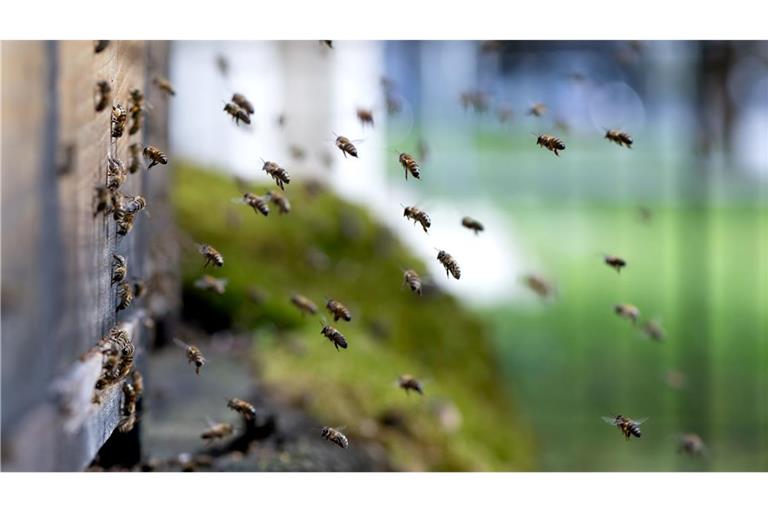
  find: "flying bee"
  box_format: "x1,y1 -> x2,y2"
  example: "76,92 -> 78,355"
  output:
320,426 -> 348,449
523,274 -> 555,299
143,145 -> 168,169
320,322 -> 348,351
291,294 -> 318,315
603,255 -> 626,273
326,298 -> 351,322
128,143 -> 143,174
93,40 -> 110,53
403,269 -> 422,296
128,88 -> 146,135
402,205 -> 431,233
231,93 -> 254,115
266,190 -> 291,214
602,415 -> 647,441
461,216 -> 484,235
132,280 -> 147,300
437,250 -> 461,280
235,192 -> 270,216
227,398 -> 257,421
527,102 -> 547,117
398,374 -> 424,395
200,421 -> 234,444
459,90 -> 489,113
614,304 -> 640,324
638,206 -> 653,224
605,129 -> 633,148
215,54 -> 229,77
535,134 -> 566,156
153,76 -> 176,96
116,281 -> 133,312
174,338 -> 206,375
197,244 -> 224,268
497,106 -> 514,124
93,185 -> 116,218
223,102 -> 251,125
111,254 -> 127,285
386,94 -> 402,115
335,135 -> 359,158
640,319 -> 665,342
262,160 -> 290,190
111,103 -> 127,138
678,433 -> 706,456
93,80 -> 111,112
115,210 -> 136,237
194,275 -> 228,295
106,157 -> 126,190
398,153 -> 421,180
356,108 -> 374,128
288,145 -> 306,160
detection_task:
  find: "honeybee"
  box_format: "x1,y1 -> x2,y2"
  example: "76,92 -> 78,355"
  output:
535,134 -> 566,156
614,304 -> 640,324
398,374 -> 424,395
604,255 -> 626,273
117,382 -> 138,433
356,108 -> 374,128
93,40 -> 110,53
497,106 -> 514,124
128,143 -> 143,174
116,281 -> 133,311
128,88 -> 145,135
132,280 -> 147,300
320,322 -> 348,351
402,205 -> 431,233
201,421 -> 234,443
320,426 -> 348,449
459,90 -> 489,113
106,157 -> 126,190
321,40 -> 334,49
288,144 -> 306,160
111,103 -> 127,138
291,294 -> 318,315
678,433 -> 706,456
266,190 -> 291,214
403,269 -> 422,296
398,153 -> 421,180
523,274 -> 555,299
236,192 -> 270,216
143,145 -> 168,169
215,54 -> 229,77
386,94 -> 402,115
153,76 -> 176,96
227,398 -> 257,421
112,254 -> 127,285
640,319 -> 665,342
335,135 -> 359,158
527,102 -> 547,117
437,250 -> 461,280
262,161 -> 290,190
131,369 -> 144,397
197,244 -> 224,268
194,275 -> 228,295
326,298 -> 352,322
231,93 -> 254,115
223,102 -> 251,125
605,129 -> 633,148
665,370 -> 686,390
174,338 -> 206,375
117,194 -> 147,215
461,217 -> 484,235
602,415 -> 647,440
93,185 -> 115,218
115,210 -> 136,237
93,80 -> 111,112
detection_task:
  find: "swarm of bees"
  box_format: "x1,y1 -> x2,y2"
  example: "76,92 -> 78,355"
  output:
93,325 -> 135,403
174,338 -> 206,375
403,205 -> 431,233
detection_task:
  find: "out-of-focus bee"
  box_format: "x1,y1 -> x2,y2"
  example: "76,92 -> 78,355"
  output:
197,244 -> 224,268
437,250 -> 461,280
262,160 -> 290,190
320,322 -> 348,351
497,106 -> 514,124
132,280 -> 147,300
640,319 -> 665,342
291,294 -> 318,315
194,275 -> 228,295
321,40 -> 334,49
94,40 -> 110,53
93,185 -> 114,218
288,144 -> 306,160
111,103 -> 127,138
112,254 -> 127,285
523,274 -> 555,299
356,108 -> 374,128
201,420 -> 234,444
115,209 -> 136,237
602,415 -> 647,441
604,255 -> 626,273
335,135 -> 359,158
131,369 -> 144,397
527,102 -> 547,117
231,93 -> 254,115
554,118 -> 571,134
386,94 -> 402,115
128,88 -> 146,135
326,298 -> 351,322
398,153 -> 421,180
665,370 -> 686,390
247,286 -> 268,305
303,178 -> 326,199
403,269 -> 422,296
678,433 -> 706,456
638,206 -> 653,224
535,134 -> 566,156
93,80 -> 111,112
106,157 -> 126,190
116,281 -> 133,311
398,374 -> 424,395
143,145 -> 168,169
153,76 -> 176,96
266,190 -> 291,214
461,217 -> 484,235
117,382 -> 138,433
276,113 -> 286,128
417,139 -> 429,163
128,142 -> 143,174
236,192 -> 270,216
174,338 -> 206,375
614,303 -> 640,324
402,205 -> 431,233
605,129 -> 633,148
320,426 -> 348,449
227,398 -> 257,421
459,90 -> 489,113
215,54 -> 229,77
223,102 -> 251,125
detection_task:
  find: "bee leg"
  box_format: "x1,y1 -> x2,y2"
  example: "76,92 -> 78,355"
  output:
334,343 -> 339,351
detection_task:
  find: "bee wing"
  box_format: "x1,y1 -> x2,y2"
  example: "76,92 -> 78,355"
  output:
173,337 -> 190,350
601,416 -> 619,425
632,417 -> 649,425
205,416 -> 217,428
229,197 -> 246,205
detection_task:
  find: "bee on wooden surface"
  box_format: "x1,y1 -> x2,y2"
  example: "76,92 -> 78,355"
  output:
291,294 -> 318,315
235,192 -> 270,216
356,108 -> 374,128
266,190 -> 291,214
262,160 -> 290,190
115,209 -> 136,237
320,321 -> 348,351
602,415 -> 647,441
174,338 -> 206,375
106,157 -> 126,190
93,185 -> 115,218
194,275 -> 228,295
461,216 -> 484,235
153,76 -> 176,97
117,194 -> 147,215
603,255 -> 626,273
523,274 -> 555,299
398,374 -> 424,395
201,420 -> 234,444
496,106 -> 514,124
143,145 -> 168,169
527,102 -> 547,117
326,298 -> 351,322
335,135 -> 359,158
128,88 -> 146,135
605,129 -> 633,148
398,152 -> 421,180
227,398 -> 257,421
678,433 -> 706,456
116,281 -> 133,311
640,319 -> 665,342
231,93 -> 255,115
403,269 -> 422,296
128,143 -> 143,174
437,250 -> 461,280
93,80 -> 111,112
111,103 -> 127,138
320,426 -> 348,449
402,205 -> 431,233
117,382 -> 138,433
614,303 -> 640,324
93,40 -> 110,53
111,254 -> 127,285
197,244 -> 224,268
223,102 -> 251,125
535,133 -> 566,156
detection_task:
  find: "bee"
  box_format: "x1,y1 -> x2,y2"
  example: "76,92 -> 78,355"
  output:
335,135 -> 359,158
106,157 -> 126,190
398,374 -> 424,395
638,206 -> 653,224
403,269 -> 422,296
93,80 -> 111,112
143,145 -> 168,169
326,298 -> 351,322
291,294 -> 318,315
128,88 -> 146,135
402,205 -> 431,233
194,275 -> 228,294
117,382 -> 138,433
201,421 -> 234,444
605,129 -> 633,148
678,433 -> 706,456
461,217 -> 484,235
320,426 -> 348,449
111,103 -> 127,138
266,190 -> 291,214
238,192 -> 270,216
527,102 -> 547,117
117,194 -> 147,215
386,94 -> 402,115
665,370 -> 686,390
111,254 -> 127,285
132,280 -> 147,300
640,319 -> 665,342
437,250 -> 461,280
227,398 -> 257,421
223,102 -> 251,125
604,255 -> 626,273
602,415 -> 647,441
614,304 -> 640,324
356,108 -> 374,128
554,118 -> 571,134
197,244 -> 224,268
417,139 -> 429,163
459,90 -> 488,113
231,93 -> 254,115
288,145 -> 307,160
153,76 -> 176,96
523,274 -> 555,299
535,134 -> 566,156
215,54 -> 229,77
131,369 -> 144,397
320,322 -> 348,351
320,40 -> 334,49
276,113 -> 286,128
115,210 -> 136,237
398,153 -> 421,180
174,338 -> 206,375
128,143 -> 143,174
497,106 -> 514,124
262,161 -> 290,190
93,40 -> 110,53
116,281 -> 133,311
93,185 -> 116,218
